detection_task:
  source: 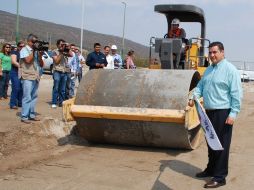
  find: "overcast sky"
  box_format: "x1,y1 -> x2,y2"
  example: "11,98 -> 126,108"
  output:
0,0 -> 254,62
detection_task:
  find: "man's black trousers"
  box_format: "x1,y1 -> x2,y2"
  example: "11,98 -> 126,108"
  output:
205,109 -> 233,182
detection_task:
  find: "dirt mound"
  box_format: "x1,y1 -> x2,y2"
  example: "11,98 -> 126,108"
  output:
0,118 -> 75,172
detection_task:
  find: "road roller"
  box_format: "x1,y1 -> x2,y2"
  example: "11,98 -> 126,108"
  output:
63,4 -> 210,149
63,69 -> 202,149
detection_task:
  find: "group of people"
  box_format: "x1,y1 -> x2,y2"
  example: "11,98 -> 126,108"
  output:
52,42 -> 136,109
85,43 -> 136,70
166,20 -> 243,189
0,33 -> 137,123
0,41 -> 26,108
0,34 -> 45,124
51,39 -> 85,109
0,34 -> 86,123
168,19 -> 243,189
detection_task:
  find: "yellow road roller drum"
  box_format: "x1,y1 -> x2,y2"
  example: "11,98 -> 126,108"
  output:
64,69 -> 202,149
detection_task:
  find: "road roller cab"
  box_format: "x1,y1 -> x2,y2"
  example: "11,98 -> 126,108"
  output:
149,4 -> 210,75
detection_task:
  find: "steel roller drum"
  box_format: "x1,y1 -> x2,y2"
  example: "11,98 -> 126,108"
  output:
74,69 -> 202,149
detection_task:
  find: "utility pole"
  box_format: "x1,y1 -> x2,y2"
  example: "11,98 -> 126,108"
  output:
16,0 -> 20,43
121,2 -> 126,58
49,33 -> 52,50
80,0 -> 85,55
149,36 -> 155,65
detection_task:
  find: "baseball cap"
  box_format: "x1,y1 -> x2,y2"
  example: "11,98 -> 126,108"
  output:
111,45 -> 117,50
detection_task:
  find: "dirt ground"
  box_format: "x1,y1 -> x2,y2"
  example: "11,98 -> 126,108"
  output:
0,74 -> 253,190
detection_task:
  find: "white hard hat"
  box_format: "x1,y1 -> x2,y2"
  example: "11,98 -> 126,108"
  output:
111,45 -> 117,50
171,18 -> 180,25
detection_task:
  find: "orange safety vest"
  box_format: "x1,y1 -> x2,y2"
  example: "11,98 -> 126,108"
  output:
168,28 -> 182,38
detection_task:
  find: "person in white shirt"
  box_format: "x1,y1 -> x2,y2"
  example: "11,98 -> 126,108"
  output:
103,46 -> 114,69
75,48 -> 85,83
65,44 -> 77,99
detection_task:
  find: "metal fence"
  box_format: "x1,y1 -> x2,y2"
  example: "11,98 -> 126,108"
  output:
134,59 -> 254,71
230,61 -> 254,71
230,61 -> 254,81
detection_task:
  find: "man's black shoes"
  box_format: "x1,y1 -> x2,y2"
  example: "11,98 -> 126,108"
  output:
204,179 -> 226,188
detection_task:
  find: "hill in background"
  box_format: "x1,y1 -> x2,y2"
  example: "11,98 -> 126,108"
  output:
0,10 -> 149,58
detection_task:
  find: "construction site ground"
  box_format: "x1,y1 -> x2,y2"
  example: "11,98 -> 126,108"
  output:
0,73 -> 253,190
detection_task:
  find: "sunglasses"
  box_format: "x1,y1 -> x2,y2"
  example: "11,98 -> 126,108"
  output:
19,45 -> 25,48
5,46 -> 10,49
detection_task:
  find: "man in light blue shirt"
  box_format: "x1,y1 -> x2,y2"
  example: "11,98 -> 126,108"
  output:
65,44 -> 77,99
19,34 -> 44,124
69,44 -> 79,98
111,45 -> 123,69
188,41 -> 242,188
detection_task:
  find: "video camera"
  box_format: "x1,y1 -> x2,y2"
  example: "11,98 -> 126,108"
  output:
61,43 -> 70,54
33,40 -> 49,52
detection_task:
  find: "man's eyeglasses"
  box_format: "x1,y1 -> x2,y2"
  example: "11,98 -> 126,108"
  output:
209,51 -> 219,55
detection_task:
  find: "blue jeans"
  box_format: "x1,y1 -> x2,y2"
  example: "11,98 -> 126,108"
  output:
10,69 -> 23,107
0,71 -> 10,98
70,74 -> 77,98
52,71 -> 67,105
21,79 -> 39,120
65,72 -> 71,100
77,67 -> 83,83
